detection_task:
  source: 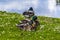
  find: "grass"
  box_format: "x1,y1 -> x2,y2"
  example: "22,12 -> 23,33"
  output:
0,11 -> 60,40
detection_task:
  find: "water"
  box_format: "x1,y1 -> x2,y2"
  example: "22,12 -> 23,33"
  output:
0,0 -> 60,18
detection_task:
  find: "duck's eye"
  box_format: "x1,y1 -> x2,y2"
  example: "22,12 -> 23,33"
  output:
29,12 -> 32,14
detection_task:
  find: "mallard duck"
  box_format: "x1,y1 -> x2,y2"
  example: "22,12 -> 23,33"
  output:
31,16 -> 40,30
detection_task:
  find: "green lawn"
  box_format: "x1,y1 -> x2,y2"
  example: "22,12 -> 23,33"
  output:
0,11 -> 60,40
